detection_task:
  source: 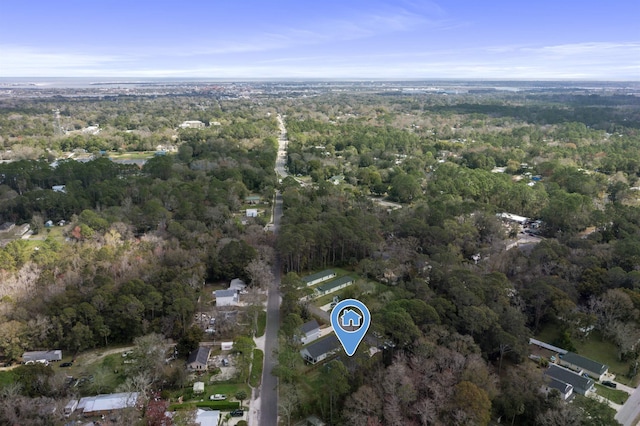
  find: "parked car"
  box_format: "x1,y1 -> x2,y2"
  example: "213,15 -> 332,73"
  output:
230,409 -> 244,417
602,381 -> 617,388
209,394 -> 227,401
60,362 -> 73,367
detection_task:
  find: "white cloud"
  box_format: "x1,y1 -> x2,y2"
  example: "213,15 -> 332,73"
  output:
0,45 -> 129,76
2,37 -> 638,80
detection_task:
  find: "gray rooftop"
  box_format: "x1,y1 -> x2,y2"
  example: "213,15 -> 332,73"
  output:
302,334 -> 340,359
546,364 -> 594,391
215,289 -> 237,298
77,392 -> 139,413
547,377 -> 573,395
302,269 -> 336,284
561,352 -> 608,375
317,276 -> 353,293
187,346 -> 211,365
300,319 -> 320,335
22,350 -> 62,361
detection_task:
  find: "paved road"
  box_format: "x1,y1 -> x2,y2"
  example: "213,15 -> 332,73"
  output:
258,114 -> 289,426
616,385 -> 640,426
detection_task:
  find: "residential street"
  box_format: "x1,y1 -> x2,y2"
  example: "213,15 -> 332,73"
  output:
254,114 -> 288,425
615,385 -> 640,426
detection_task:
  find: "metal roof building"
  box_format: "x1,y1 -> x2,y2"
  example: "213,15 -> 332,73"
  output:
22,350 -> 62,362
77,392 -> 139,415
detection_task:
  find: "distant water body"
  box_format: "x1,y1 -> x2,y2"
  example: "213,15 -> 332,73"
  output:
0,77 -> 231,89
1,77 -> 637,91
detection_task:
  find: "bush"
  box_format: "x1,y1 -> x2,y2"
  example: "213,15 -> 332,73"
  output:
237,421 -> 248,426
169,401 -> 240,411
195,401 -> 241,410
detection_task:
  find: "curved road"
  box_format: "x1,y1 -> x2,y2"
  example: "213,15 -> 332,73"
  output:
258,114 -> 288,425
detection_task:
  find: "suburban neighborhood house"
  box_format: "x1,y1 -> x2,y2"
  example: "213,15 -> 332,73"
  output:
195,408 -> 221,426
300,334 -> 340,364
544,377 -> 574,400
179,120 -> 205,129
559,352 -> 609,381
229,278 -> 247,293
187,346 -> 211,371
76,392 -> 139,416
315,276 -> 354,297
22,350 -> 62,363
0,222 -> 15,233
302,269 -> 336,287
299,319 -> 321,345
545,364 -> 595,395
497,212 -> 529,225
214,289 -> 239,306
244,195 -> 261,204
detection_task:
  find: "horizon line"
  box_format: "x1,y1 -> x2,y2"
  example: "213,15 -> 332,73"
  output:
2,76 -> 640,83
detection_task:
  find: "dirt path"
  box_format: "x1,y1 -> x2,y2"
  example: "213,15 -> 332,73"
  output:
73,345 -> 135,368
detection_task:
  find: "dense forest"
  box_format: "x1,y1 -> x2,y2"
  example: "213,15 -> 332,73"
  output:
1,86 -> 640,425
275,90 -> 640,425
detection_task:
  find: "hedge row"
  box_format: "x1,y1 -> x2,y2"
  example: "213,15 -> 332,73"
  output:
169,401 -> 241,411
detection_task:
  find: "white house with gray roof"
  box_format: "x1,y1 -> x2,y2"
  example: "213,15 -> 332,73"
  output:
302,269 -> 336,287
215,289 -> 239,306
559,352 -> 608,381
300,334 -> 340,364
299,319 -> 321,345
545,364 -> 594,395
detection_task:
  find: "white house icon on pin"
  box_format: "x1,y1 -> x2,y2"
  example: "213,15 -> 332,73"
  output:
341,309 -> 362,328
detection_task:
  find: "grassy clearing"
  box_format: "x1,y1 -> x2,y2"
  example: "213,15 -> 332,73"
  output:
172,379 -> 250,404
109,151 -> 155,160
256,311 -> 267,338
250,349 -> 263,387
536,325 -> 639,386
572,331 -> 635,384
595,383 -> 629,405
0,370 -> 16,388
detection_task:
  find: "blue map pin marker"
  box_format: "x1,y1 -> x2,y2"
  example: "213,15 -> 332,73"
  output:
331,299 -> 371,356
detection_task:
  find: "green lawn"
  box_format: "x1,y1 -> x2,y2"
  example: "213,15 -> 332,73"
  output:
173,379 -> 250,404
0,370 -> 16,388
109,151 -> 155,160
250,349 -> 263,387
572,331 -> 637,385
256,311 -> 267,338
595,383 -> 629,405
536,325 -> 639,386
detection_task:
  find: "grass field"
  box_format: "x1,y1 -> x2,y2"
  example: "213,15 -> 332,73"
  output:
595,383 -> 629,405
171,375 -> 250,405
108,151 -> 155,160
536,324 -> 639,386
0,370 -> 15,388
249,349 -> 263,387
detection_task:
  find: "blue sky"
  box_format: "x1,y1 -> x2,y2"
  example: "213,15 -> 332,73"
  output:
1,0 -> 639,79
